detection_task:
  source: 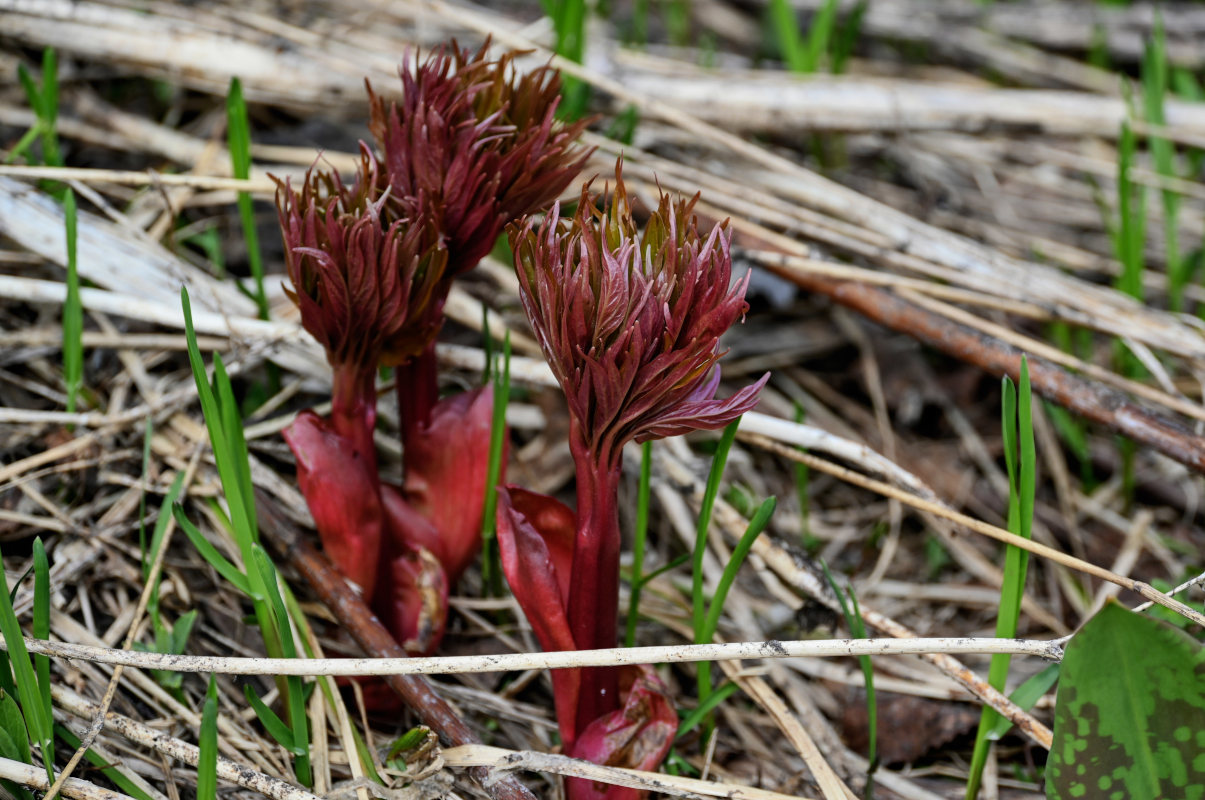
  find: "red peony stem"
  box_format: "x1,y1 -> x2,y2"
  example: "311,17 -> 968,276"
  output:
396,339 -> 441,448
330,362 -> 378,469
565,425 -> 623,736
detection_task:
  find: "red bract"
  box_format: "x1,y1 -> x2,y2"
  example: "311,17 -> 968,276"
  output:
501,161 -> 767,784
284,411 -> 383,598
568,666 -> 677,800
396,386 -> 499,583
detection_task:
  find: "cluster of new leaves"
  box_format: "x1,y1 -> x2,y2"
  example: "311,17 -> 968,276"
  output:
277,41 -> 587,656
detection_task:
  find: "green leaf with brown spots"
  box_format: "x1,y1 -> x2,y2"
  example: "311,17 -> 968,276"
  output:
1048,601 -> 1205,800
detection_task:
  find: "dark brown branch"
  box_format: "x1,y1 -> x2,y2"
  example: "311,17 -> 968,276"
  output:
782,273 -> 1205,474
255,491 -> 538,800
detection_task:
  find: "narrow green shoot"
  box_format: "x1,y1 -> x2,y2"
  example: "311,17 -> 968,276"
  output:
605,106 -> 640,146
625,441 -> 654,648
665,0 -> 691,46
251,546 -> 312,786
1114,120 -> 1146,304
801,0 -> 840,74
793,402 -> 818,551
31,539 -> 52,775
197,676 -> 219,800
692,418 -> 741,643
181,287 -> 291,689
985,663 -> 1060,740
822,563 -> 877,796
1110,120 -> 1144,507
12,50 -> 63,171
1141,15 -> 1183,310
696,495 -> 776,732
769,0 -> 808,73
135,469 -> 192,696
830,1 -> 867,75
0,692 -> 35,800
63,190 -> 82,417
675,681 -> 740,740
34,50 -> 61,169
540,0 -> 589,119
172,505 -> 255,597
480,332 -> 511,596
965,358 -> 1036,799
226,79 -> 269,321
629,0 -> 650,46
698,497 -> 776,643
0,545 -> 55,782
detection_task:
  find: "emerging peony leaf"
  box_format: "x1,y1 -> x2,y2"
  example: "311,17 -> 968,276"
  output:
508,162 -> 769,470
276,146 -> 447,376
368,41 -> 592,278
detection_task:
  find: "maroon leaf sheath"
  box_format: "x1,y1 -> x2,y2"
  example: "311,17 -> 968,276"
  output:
500,160 -> 768,791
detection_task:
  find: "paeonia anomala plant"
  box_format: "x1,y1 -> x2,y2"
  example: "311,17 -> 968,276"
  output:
278,37 -> 769,796
277,40 -> 589,654
499,165 -> 768,798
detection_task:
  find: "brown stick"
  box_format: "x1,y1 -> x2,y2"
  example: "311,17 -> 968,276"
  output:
780,272 -> 1205,474
255,492 -> 538,800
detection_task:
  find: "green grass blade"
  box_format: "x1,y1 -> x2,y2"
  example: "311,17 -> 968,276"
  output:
16,64 -> 43,122
692,418 -> 741,641
675,680 -> 740,740
251,546 -> 311,785
38,49 -> 61,169
243,685 -> 295,750
830,0 -> 866,74
213,355 -> 256,544
1142,14 -> 1183,310
173,504 -> 254,597
769,0 -> 807,73
197,676 -> 219,800
821,563 -> 877,791
480,333 -> 511,595
181,290 -> 258,559
625,441 -> 653,648
696,495 -> 774,732
966,358 -> 1035,799
226,78 -> 268,320
63,189 -> 82,416
3,126 -> 42,165
986,663 -> 1059,740
0,544 -> 54,782
1115,120 -> 1147,303
31,539 -> 53,774
699,497 -> 776,643
801,0 -> 840,73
